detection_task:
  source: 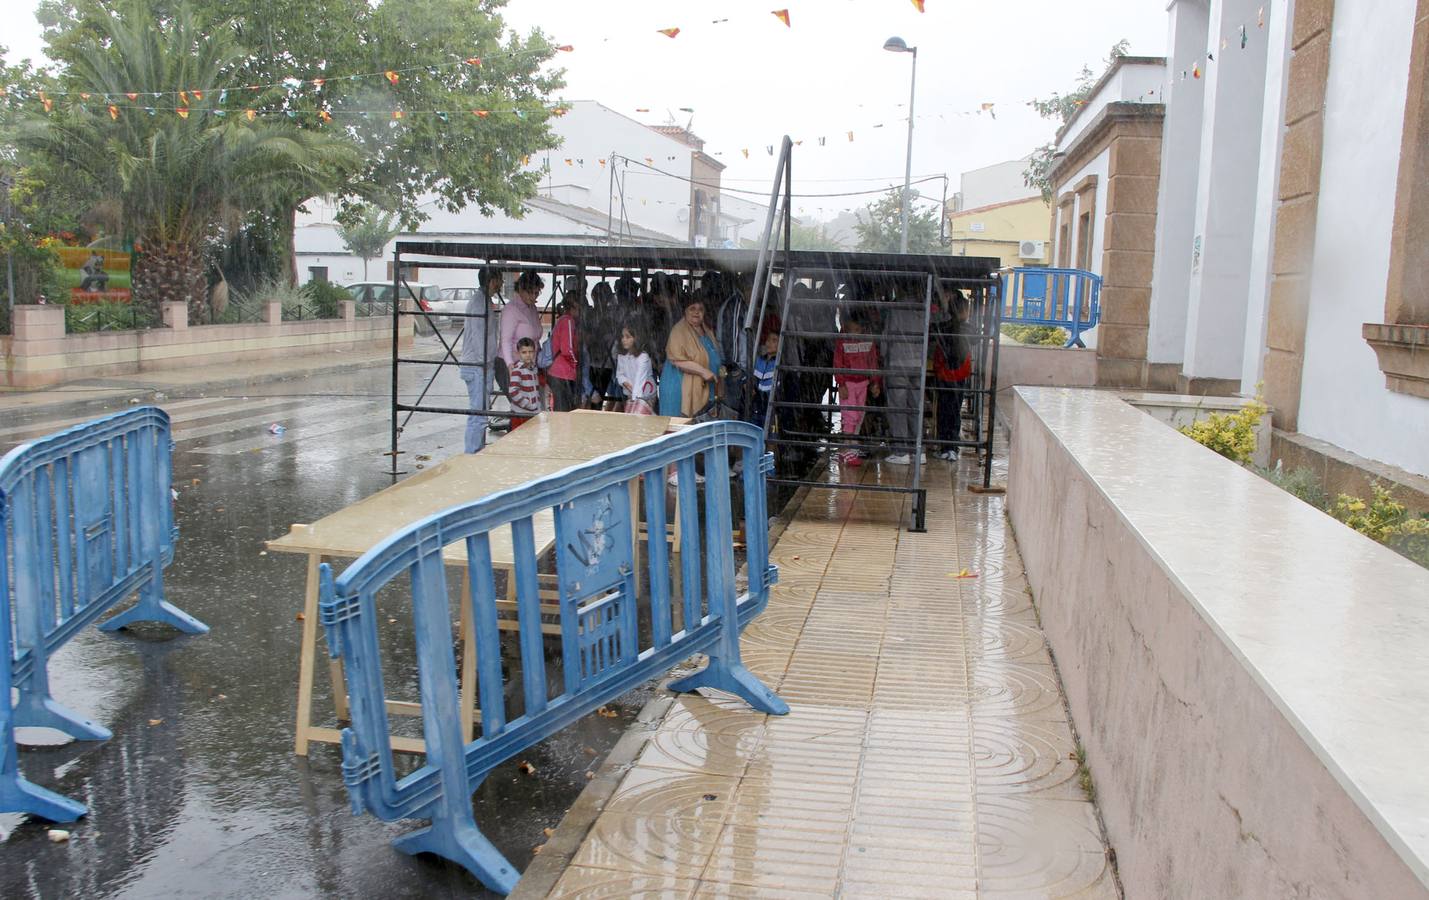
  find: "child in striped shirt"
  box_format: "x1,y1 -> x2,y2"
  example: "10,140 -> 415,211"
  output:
507,337 -> 542,428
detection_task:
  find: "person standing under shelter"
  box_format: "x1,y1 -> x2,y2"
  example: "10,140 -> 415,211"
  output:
459,266 -> 503,453
498,271 -> 545,393
882,278 -> 929,466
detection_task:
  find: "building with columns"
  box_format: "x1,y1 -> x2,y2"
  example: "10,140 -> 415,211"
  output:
1048,1 -> 1427,483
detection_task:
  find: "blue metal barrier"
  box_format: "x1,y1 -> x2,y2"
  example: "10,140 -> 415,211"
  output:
0,406 -> 207,821
320,420 -> 788,893
1001,266 -> 1102,347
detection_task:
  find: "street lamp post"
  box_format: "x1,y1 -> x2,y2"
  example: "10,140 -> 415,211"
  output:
884,36 -> 918,254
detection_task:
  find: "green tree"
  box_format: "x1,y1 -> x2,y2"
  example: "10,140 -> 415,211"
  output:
37,0 -> 565,276
1023,40 -> 1130,202
789,219 -> 845,251
337,204 -> 399,279
19,3 -> 361,320
853,189 -> 942,254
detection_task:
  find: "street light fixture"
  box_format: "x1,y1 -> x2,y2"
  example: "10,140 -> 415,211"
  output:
884,36 -> 918,254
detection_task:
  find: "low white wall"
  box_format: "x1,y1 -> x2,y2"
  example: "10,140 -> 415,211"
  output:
1008,387 -> 1429,898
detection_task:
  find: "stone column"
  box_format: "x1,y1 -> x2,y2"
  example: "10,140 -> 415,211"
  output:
1180,0 -> 1273,395
262,299 -> 282,325
338,299 -> 355,322
1262,0 -> 1335,427
1096,120 -> 1165,388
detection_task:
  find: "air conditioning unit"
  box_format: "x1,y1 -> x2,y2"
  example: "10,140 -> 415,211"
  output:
1019,239 -> 1046,260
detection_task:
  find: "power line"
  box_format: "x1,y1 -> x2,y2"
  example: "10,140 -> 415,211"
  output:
611,155 -> 947,199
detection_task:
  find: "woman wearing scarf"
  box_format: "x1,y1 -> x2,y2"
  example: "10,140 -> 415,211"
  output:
660,295 -> 722,418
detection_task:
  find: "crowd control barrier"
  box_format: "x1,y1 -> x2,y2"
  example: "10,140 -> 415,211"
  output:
1001,266 -> 1102,347
320,420 -> 788,893
0,406 -> 207,821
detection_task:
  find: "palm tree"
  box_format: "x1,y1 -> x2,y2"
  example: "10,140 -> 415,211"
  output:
19,1 -> 359,321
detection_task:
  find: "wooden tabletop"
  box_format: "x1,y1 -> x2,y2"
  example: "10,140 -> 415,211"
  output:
266,411 -> 675,564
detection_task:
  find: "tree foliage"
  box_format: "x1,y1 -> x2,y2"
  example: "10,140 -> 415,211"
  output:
36,0 -> 565,231
853,189 -> 943,254
789,219 -> 845,251
1023,40 -> 1130,202
18,2 -> 361,318
338,204 -> 399,279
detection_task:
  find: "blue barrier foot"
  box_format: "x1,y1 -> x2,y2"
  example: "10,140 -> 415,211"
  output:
669,660 -> 790,716
0,773 -> 87,822
99,598 -> 209,635
13,696 -> 113,742
394,817 -> 520,895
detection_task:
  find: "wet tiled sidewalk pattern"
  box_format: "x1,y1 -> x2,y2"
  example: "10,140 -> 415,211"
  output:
550,452 -> 1117,898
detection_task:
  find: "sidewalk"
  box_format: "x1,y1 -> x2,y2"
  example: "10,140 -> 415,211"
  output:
520,452 -> 1118,898
0,345 -> 398,416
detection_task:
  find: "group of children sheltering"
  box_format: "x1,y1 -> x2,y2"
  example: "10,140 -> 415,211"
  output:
751,278 -> 977,467
465,266 -> 978,467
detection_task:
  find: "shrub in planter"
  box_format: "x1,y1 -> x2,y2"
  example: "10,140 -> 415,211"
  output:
301,279 -> 349,319
1000,323 -> 1069,346
1178,397 -> 1269,466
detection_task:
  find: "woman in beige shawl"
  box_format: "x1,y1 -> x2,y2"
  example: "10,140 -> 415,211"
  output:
660,297 -> 722,418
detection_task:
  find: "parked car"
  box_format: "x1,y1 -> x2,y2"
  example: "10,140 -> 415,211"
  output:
430,287 -> 505,334
343,281 -> 440,335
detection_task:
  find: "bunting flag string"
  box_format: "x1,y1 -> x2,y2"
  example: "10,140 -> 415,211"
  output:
772,10 -> 791,28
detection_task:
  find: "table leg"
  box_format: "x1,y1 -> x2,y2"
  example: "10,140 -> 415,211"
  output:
459,576 -> 477,742
294,552 -> 322,756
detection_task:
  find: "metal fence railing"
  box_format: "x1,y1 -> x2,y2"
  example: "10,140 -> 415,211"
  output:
1000,266 -> 1102,347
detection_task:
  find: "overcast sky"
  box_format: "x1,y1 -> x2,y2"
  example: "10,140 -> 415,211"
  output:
4,0 -> 1168,220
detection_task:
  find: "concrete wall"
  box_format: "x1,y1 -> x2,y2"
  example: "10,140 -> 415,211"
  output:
1297,0 -> 1429,478
2,303 -> 405,389
995,342 -> 1097,394
1008,386 -> 1429,899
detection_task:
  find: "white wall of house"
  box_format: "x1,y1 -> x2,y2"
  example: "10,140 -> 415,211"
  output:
1181,0 -> 1270,382
1147,0 -> 1209,366
535,103 -> 696,242
958,158 -> 1039,211
1057,62 -> 1166,150
1297,0 -> 1429,477
1239,0 -> 1293,391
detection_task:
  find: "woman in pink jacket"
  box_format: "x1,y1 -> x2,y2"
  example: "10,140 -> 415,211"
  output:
498,271 -> 544,392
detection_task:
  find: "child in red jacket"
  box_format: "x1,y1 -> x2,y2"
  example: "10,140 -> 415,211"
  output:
834,313 -> 882,466
932,290 -> 973,459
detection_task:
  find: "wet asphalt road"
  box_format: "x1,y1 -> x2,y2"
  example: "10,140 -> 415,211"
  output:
0,349 -> 660,898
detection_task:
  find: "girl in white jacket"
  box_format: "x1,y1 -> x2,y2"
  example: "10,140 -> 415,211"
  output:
615,324 -> 657,415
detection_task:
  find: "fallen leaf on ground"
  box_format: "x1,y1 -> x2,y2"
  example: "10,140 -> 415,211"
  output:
295,613 -> 305,622
148,718 -> 163,726
543,827 -> 555,838
517,760 -> 536,775
596,706 -> 619,718
47,830 -> 70,843
191,479 -> 201,486
583,746 -> 597,756
584,771 -> 595,780
416,454 -> 431,461
531,844 -> 543,855
258,550 -> 267,556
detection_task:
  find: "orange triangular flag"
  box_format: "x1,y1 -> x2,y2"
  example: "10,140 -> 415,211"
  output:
191,89 -> 203,100
555,45 -> 574,52
658,27 -> 680,38
847,130 -> 854,142
385,70 -> 400,85
741,148 -> 749,159
319,109 -> 332,123
911,0 -> 926,10
108,104 -> 119,120
179,90 -> 189,105
474,109 -> 489,118
245,109 -> 257,121
177,107 -> 189,119
564,158 -> 573,166
392,109 -> 404,119
772,9 -> 790,27
126,92 -> 138,100
464,57 -> 481,66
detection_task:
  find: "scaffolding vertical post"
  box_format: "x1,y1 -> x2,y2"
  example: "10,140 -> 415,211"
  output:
982,275 -> 1004,489
390,246 -> 402,478
909,273 -> 933,533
